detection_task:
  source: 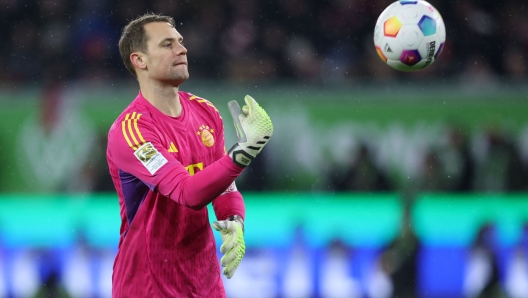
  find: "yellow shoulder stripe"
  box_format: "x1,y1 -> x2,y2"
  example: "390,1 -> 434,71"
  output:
134,114 -> 146,143
189,94 -> 220,114
205,102 -> 219,113
121,112 -> 145,150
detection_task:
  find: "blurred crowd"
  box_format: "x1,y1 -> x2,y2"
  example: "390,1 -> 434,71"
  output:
0,0 -> 527,85
324,124 -> 528,194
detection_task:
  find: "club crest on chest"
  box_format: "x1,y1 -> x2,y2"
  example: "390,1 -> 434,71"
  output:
196,124 -> 215,147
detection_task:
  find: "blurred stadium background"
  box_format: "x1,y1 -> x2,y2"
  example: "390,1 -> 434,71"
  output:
1,0 -> 528,297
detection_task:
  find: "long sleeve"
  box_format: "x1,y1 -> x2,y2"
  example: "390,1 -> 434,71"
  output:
108,114 -> 244,210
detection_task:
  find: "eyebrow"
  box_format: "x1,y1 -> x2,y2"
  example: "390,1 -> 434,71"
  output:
158,37 -> 183,46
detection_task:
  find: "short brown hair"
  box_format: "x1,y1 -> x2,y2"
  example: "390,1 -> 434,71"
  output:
118,13 -> 176,77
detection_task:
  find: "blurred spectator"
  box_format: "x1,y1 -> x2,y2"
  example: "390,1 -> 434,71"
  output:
32,271 -> 71,298
6,19 -> 42,83
474,126 -> 528,192
416,149 -> 450,192
331,143 -> 393,192
320,239 -> 363,297
68,132 -> 115,193
444,125 -> 476,191
380,201 -> 420,298
284,37 -> 321,82
31,249 -> 71,298
460,54 -> 499,91
504,223 -> 528,298
504,47 -> 527,82
463,223 -> 506,298
0,136 -> 5,191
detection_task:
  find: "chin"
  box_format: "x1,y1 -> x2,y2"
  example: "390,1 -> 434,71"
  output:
172,74 -> 189,87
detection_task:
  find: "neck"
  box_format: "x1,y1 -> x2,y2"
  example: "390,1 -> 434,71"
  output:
138,79 -> 182,117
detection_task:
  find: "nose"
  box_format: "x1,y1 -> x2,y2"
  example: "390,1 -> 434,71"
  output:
175,43 -> 187,56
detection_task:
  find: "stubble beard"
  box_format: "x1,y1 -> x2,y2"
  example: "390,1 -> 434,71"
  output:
162,68 -> 189,87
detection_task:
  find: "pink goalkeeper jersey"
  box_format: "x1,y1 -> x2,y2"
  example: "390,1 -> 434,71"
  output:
106,91 -> 245,297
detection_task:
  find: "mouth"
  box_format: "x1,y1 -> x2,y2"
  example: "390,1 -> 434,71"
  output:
173,62 -> 187,66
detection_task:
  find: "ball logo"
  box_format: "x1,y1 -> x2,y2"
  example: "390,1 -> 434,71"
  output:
423,41 -> 436,68
197,124 -> 215,147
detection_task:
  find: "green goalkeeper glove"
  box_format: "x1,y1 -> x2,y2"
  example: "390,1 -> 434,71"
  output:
228,95 -> 273,167
212,215 -> 245,279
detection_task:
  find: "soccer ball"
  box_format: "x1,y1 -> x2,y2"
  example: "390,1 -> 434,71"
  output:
373,0 -> 446,71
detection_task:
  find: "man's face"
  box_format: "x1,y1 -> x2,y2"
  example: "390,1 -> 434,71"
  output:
142,22 -> 189,86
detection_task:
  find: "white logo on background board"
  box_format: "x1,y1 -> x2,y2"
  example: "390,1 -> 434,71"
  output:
134,142 -> 168,174
18,95 -> 96,191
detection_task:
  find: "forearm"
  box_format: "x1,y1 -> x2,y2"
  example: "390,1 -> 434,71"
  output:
213,191 -> 245,221
156,155 -> 244,209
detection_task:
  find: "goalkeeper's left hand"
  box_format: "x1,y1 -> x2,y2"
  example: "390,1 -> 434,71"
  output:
212,215 -> 245,279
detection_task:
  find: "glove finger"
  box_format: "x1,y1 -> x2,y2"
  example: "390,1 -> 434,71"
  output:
219,232 -> 235,254
222,255 -> 238,279
220,248 -> 237,268
214,220 -> 235,255
223,261 -> 239,279
222,239 -> 245,266
212,220 -> 227,231
238,107 -> 248,125
244,95 -> 258,117
223,246 -> 245,279
223,266 -> 236,279
242,105 -> 249,115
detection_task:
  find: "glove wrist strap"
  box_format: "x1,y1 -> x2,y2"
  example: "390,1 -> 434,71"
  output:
228,144 -> 254,167
227,215 -> 244,233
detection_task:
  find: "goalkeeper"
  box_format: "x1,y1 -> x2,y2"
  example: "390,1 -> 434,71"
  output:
106,13 -> 273,297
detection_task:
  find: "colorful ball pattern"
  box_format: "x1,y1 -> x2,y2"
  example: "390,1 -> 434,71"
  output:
374,0 -> 446,71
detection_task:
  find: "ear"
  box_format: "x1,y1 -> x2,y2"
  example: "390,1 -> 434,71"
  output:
130,52 -> 148,71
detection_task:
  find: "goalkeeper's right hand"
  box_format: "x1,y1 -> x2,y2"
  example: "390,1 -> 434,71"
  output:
227,95 -> 273,167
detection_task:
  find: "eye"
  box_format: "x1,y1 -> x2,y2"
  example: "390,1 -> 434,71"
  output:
163,43 -> 172,48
